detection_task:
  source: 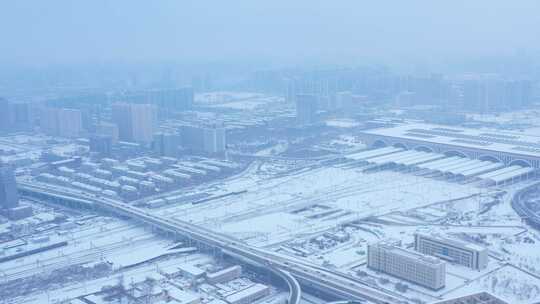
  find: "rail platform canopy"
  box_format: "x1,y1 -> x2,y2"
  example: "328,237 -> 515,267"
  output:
347,146 -> 403,161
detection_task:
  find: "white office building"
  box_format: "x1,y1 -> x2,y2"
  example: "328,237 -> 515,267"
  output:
367,242 -> 446,290
414,233 -> 488,270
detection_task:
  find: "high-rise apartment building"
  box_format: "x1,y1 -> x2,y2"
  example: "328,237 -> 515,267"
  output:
367,242 -> 446,290
58,108 -> 83,138
111,103 -> 133,142
181,124 -> 226,154
149,87 -> 194,110
0,164 -> 19,210
2,101 -> 34,131
335,91 -> 354,110
40,107 -> 59,135
89,135 -> 113,157
131,104 -> 157,143
460,76 -> 533,113
96,122 -> 119,143
295,94 -> 318,126
414,233 -> 488,270
153,132 -> 181,157
203,126 -> 226,154
400,74 -> 447,106
112,103 -> 157,143
40,107 -> 82,138
12,102 -> 31,126
0,98 -> 12,132
180,125 -> 205,152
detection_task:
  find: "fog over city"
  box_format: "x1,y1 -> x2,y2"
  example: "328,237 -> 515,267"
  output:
1,2 -> 540,304
2,1 -> 540,66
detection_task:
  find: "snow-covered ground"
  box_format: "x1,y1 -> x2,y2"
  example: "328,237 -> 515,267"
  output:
196,91 -> 284,111
255,141 -> 289,156
325,118 -> 361,128
443,264 -> 540,303
468,108 -> 540,126
153,161 -> 481,247
1,217 -> 170,281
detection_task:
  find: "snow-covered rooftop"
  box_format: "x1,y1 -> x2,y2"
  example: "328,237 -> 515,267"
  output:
361,122 -> 540,159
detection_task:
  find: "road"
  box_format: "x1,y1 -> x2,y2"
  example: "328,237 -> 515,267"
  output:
511,182 -> 540,229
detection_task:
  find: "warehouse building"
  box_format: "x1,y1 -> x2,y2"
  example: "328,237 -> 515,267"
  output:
224,283 -> 269,304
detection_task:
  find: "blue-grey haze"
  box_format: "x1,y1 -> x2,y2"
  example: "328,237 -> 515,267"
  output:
1,1 -> 540,68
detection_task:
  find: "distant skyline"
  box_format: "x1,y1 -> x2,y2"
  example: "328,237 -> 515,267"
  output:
1,1 -> 540,69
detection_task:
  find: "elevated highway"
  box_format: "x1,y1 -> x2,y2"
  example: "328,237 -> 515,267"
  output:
19,182 -> 407,304
511,182 -> 540,230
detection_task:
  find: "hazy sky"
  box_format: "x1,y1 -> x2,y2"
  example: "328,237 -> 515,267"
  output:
1,1 -> 540,67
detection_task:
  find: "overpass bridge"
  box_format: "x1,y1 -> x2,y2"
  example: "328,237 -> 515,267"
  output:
511,182 -> 540,230
19,182 -> 407,304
